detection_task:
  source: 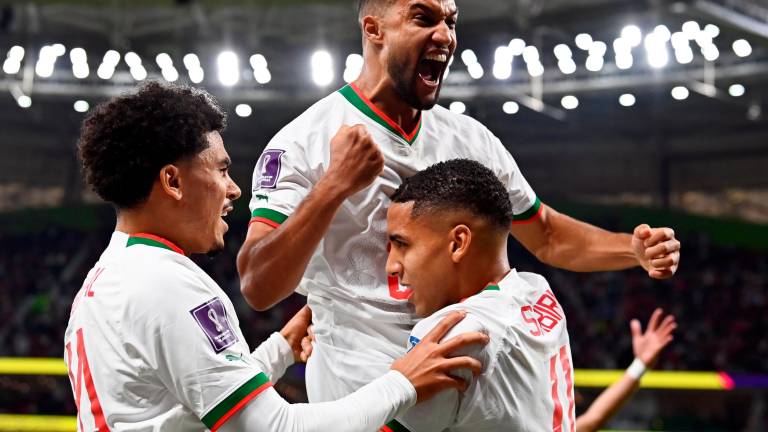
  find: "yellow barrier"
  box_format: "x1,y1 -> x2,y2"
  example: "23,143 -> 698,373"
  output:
0,415 -> 76,432
0,358 -> 68,376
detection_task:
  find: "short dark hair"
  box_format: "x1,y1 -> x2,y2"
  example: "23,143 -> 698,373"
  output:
357,0 -> 395,18
78,81 -> 226,209
391,159 -> 513,230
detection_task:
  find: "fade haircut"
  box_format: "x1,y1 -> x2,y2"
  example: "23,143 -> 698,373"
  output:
78,81 -> 226,210
391,159 -> 513,231
357,0 -> 396,19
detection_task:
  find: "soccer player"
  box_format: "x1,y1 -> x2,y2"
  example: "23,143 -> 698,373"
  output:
65,82 -> 488,431
382,159 -> 575,431
238,0 -> 681,403
576,308 -> 677,432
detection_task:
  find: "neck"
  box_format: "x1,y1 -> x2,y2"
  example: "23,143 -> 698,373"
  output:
353,69 -> 420,133
456,247 -> 511,300
115,207 -> 189,256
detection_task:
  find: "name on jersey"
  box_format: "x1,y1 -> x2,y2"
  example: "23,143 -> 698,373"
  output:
520,289 -> 564,336
190,298 -> 238,353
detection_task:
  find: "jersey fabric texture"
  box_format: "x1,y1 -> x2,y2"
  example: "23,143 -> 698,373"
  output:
64,232 -> 276,431
385,269 -> 575,432
249,83 -> 541,401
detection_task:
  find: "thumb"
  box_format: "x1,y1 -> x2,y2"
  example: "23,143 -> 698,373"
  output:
633,224 -> 651,240
630,319 -> 642,339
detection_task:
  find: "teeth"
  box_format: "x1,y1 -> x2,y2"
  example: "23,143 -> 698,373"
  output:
424,53 -> 447,63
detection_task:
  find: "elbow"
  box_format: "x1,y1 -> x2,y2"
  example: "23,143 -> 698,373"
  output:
237,248 -> 274,312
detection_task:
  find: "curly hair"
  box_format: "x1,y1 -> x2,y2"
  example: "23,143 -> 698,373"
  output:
78,81 -> 226,209
391,159 -> 513,230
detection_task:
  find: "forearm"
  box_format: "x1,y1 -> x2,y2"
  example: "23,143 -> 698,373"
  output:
221,370 -> 416,432
250,332 -> 295,382
237,178 -> 346,310
575,372 -> 640,432
519,206 -> 638,272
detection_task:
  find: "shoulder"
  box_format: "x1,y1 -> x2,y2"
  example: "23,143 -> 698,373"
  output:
428,104 -> 493,137
410,306 -> 488,350
269,91 -> 346,144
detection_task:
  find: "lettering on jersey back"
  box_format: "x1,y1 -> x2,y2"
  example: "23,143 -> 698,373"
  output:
520,289 -> 564,336
254,149 -> 285,190
190,298 -> 238,353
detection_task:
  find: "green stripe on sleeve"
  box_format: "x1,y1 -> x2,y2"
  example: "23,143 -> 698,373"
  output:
201,372 -> 271,429
383,419 -> 413,432
484,285 -> 500,292
513,197 -> 542,222
251,208 -> 289,225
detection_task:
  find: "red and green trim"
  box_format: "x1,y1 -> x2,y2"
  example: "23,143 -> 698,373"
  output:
339,83 -> 422,145
202,372 -> 272,431
126,233 -> 185,255
249,208 -> 289,229
484,284 -> 500,292
381,419 -> 412,432
512,197 -> 543,225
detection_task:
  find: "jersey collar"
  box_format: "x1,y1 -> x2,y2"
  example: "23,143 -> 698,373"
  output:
338,83 -> 422,145
126,233 -> 185,255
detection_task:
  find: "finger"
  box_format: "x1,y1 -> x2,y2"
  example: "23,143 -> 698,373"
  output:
421,311 -> 467,343
437,374 -> 471,393
647,308 -> 663,331
649,268 -> 675,279
643,228 -> 675,248
634,224 -> 652,240
650,255 -> 678,270
645,240 -> 680,259
308,325 -> 315,340
438,331 -> 490,355
630,319 -> 642,339
439,356 -> 484,377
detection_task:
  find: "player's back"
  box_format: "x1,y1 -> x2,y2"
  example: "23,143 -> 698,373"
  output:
399,269 -> 575,432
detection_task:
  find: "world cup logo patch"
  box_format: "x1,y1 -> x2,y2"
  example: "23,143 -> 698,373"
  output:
255,149 -> 285,190
190,297 -> 238,353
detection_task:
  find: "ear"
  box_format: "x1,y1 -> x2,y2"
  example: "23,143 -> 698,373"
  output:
158,164 -> 183,201
361,14 -> 384,46
449,224 -> 472,264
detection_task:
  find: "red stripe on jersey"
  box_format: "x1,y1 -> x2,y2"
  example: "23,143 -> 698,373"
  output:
66,342 -> 85,432
77,329 -> 109,432
131,232 -> 185,255
349,82 -> 421,142
210,382 -> 273,432
249,216 -> 281,229
550,355 -> 563,432
380,427 -> 394,432
559,346 -> 575,432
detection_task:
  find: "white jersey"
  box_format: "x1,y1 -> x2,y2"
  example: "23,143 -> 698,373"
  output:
249,83 -> 540,400
64,232 -> 279,431
386,270 -> 575,432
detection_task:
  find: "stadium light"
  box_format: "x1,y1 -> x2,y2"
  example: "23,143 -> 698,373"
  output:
553,44 -> 572,60
35,45 -> 62,78
561,95 -> 579,110
130,65 -> 147,81
585,55 -> 604,72
682,21 -> 701,39
70,48 -> 89,79
124,52 -> 141,68
97,50 -> 120,80
311,50 -> 334,86
449,101 -> 466,114
621,25 -> 642,47
189,67 -> 204,84
615,53 -> 633,69
588,41 -> 607,57
217,51 -> 240,86
674,47 -> 694,64
558,58 -> 577,74
701,44 -> 719,61
619,93 -> 636,107
527,61 -> 544,77
645,33 -> 669,68
460,49 -> 478,65
502,101 -> 519,114
73,100 -> 89,113
575,33 -> 593,50
522,46 -> 539,63
508,38 -> 525,56
235,103 -> 252,118
653,25 -> 672,42
671,86 -> 689,100
493,46 -> 513,80
728,84 -> 745,97
183,53 -> 204,84
161,66 -> 179,82
343,53 -> 363,83
17,95 -> 31,108
732,39 -> 752,57
467,63 -> 484,79
704,24 -> 720,38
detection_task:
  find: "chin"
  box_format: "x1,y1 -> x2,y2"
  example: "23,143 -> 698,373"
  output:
204,239 -> 225,258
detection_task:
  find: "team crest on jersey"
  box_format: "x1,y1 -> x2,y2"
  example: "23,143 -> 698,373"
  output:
254,149 -> 285,190
190,298 -> 238,353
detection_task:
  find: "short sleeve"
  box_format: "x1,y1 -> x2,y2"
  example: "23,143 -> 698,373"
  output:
389,310 -> 489,432
249,135 -> 314,228
134,263 -> 273,431
482,127 -> 541,224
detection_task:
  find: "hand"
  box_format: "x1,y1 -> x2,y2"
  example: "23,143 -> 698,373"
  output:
299,325 -> 315,362
632,224 -> 681,279
631,308 -> 677,368
279,306 -> 312,363
322,124 -> 384,198
391,311 -> 489,403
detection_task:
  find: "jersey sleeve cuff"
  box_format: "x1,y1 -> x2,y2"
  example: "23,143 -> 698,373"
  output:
382,418 -> 414,432
201,372 -> 273,431
249,208 -> 289,229
511,196 -> 542,225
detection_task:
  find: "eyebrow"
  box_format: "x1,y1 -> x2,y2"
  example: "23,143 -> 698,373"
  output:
409,2 -> 458,18
219,157 -> 232,167
389,233 -> 408,243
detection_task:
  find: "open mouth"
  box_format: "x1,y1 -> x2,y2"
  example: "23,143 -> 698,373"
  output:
418,52 -> 448,87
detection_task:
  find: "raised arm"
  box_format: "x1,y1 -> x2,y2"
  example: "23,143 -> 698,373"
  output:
576,308 -> 676,432
237,125 -> 383,310
510,204 -> 680,279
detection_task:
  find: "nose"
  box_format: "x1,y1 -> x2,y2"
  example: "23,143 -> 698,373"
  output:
385,246 -> 403,278
227,176 -> 242,201
432,21 -> 454,47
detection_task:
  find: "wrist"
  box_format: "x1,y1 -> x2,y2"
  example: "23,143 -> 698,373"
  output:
315,175 -> 351,203
626,357 -> 647,380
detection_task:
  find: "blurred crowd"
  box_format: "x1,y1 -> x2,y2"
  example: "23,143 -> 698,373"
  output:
1,215 -> 766,428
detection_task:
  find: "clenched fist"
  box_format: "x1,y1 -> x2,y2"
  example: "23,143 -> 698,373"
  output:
632,224 -> 681,279
322,124 -> 384,198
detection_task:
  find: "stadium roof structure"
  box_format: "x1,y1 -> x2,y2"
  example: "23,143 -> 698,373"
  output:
0,0 -> 767,222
